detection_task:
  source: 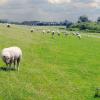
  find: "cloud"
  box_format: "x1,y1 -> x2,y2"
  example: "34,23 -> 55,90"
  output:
0,0 -> 9,5
69,0 -> 100,9
0,0 -> 99,22
47,0 -> 100,9
48,0 -> 71,4
83,0 -> 100,9
94,0 -> 100,2
88,2 -> 100,8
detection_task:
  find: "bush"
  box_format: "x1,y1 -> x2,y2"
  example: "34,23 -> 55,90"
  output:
69,22 -> 100,33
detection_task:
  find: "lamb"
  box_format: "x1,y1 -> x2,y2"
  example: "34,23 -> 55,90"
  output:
1,46 -> 22,71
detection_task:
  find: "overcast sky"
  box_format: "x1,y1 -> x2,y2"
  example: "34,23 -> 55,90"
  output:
0,0 -> 100,22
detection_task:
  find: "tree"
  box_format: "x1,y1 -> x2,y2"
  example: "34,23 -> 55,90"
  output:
64,20 -> 73,28
78,15 -> 89,23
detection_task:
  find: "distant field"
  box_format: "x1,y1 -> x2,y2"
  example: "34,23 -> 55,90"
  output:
0,24 -> 100,100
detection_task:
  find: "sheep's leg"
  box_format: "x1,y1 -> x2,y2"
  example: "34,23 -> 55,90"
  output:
6,62 -> 8,67
17,58 -> 20,71
9,62 -> 12,70
52,35 -> 54,38
5,63 -> 9,70
14,60 -> 16,70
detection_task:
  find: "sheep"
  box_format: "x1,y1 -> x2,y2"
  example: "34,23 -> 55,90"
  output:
47,30 -> 51,33
57,31 -> 60,36
6,23 -> 11,28
64,31 -> 69,36
43,30 -> 46,34
52,31 -> 55,38
76,32 -> 80,35
72,32 -> 76,35
77,34 -> 81,39
1,46 -> 22,71
76,32 -> 81,39
30,29 -> 34,32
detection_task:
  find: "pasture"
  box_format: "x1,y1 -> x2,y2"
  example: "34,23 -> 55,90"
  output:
0,24 -> 100,100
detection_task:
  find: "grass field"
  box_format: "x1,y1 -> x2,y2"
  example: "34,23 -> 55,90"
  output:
0,24 -> 100,100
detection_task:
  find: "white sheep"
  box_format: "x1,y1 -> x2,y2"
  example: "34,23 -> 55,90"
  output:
77,34 -> 81,39
6,23 -> 11,28
72,32 -> 76,35
76,32 -> 81,39
76,32 -> 80,35
47,30 -> 51,33
64,31 -> 69,36
52,31 -> 55,38
1,46 -> 22,71
30,29 -> 34,32
57,31 -> 60,36
43,30 -> 46,34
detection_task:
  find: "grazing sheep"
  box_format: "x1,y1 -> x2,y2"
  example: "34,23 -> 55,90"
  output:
52,31 -> 55,38
77,34 -> 81,39
57,31 -> 60,36
47,30 -> 51,33
7,24 -> 11,28
43,30 -> 46,34
76,32 -> 81,39
72,32 -> 81,39
1,46 -> 22,71
64,31 -> 68,36
76,32 -> 80,35
72,32 -> 76,35
30,29 -> 34,32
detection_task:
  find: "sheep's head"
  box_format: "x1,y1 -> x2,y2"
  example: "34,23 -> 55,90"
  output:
2,52 -> 11,64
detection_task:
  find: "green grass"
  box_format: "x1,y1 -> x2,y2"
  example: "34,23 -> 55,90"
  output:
0,24 -> 100,100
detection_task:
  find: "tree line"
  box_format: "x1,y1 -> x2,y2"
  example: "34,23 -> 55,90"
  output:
67,15 -> 100,33
0,15 -> 100,33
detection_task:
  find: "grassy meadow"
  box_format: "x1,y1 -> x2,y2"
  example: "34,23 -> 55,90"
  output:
0,24 -> 100,100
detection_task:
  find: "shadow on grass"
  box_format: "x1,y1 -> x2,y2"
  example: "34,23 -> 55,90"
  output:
94,95 -> 100,98
0,67 -> 15,71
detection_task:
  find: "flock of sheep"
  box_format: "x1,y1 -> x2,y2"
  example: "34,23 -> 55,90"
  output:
43,29 -> 81,39
7,24 -> 82,39
31,28 -> 81,39
0,24 -> 81,71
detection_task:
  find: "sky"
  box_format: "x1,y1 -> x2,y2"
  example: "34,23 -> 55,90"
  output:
0,0 -> 100,22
